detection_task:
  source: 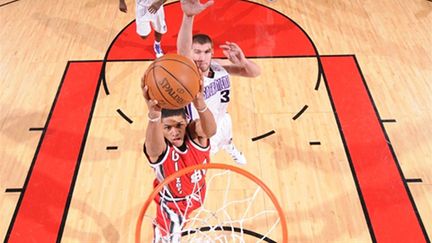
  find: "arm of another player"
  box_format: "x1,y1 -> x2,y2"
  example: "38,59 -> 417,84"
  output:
219,42 -> 261,78
119,0 -> 127,13
177,0 -> 214,58
148,0 -> 168,14
189,83 -> 216,146
142,82 -> 165,163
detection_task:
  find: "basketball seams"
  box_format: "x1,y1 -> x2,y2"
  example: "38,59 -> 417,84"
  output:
150,66 -> 179,108
143,54 -> 201,109
154,64 -> 195,99
157,58 -> 200,79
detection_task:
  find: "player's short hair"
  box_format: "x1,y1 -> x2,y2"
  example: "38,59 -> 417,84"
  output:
161,108 -> 187,120
192,34 -> 213,47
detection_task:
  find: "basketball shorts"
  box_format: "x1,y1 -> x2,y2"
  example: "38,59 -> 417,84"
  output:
210,113 -> 233,155
135,4 -> 167,37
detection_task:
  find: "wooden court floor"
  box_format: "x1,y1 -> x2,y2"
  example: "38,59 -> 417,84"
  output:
1,0 -> 431,242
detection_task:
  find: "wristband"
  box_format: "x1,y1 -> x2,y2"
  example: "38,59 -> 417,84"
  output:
197,106 -> 208,113
148,113 -> 161,122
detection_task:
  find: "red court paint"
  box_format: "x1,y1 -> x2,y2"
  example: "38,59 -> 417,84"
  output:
7,62 -> 102,242
321,56 -> 426,243
108,0 -> 316,60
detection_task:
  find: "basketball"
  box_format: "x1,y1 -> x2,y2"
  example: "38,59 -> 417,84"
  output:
142,53 -> 201,109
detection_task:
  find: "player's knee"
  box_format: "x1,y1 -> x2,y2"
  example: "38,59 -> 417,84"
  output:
136,24 -> 152,37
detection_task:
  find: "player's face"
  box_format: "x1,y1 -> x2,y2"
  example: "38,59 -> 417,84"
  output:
162,115 -> 188,147
192,42 -> 213,73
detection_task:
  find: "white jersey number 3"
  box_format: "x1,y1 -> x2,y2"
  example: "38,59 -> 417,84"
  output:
220,90 -> 230,103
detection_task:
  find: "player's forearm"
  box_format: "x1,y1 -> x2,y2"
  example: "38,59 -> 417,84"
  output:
240,59 -> 261,77
144,114 -> 165,159
196,106 -> 216,138
177,14 -> 194,58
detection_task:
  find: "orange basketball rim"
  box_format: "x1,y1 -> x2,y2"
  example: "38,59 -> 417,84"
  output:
135,163 -> 288,242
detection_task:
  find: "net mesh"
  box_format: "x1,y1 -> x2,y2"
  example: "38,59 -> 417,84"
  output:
137,164 -> 286,243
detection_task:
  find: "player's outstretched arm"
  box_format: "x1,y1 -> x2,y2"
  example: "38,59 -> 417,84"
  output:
119,0 -> 127,13
177,13 -> 194,59
219,42 -> 261,78
177,0 -> 214,58
142,82 -> 165,162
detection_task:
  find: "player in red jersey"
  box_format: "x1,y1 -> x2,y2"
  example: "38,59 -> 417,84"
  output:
142,78 -> 216,242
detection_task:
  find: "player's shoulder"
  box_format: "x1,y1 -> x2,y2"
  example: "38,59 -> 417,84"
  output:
186,130 -> 210,151
211,60 -> 227,72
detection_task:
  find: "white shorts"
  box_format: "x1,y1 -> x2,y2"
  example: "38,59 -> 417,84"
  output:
210,113 -> 233,155
135,3 -> 167,37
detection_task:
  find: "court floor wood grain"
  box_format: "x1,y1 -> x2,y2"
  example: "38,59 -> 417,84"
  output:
1,0 -> 431,242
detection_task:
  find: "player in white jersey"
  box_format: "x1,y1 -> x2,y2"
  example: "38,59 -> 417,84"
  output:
178,0 -> 261,164
119,0 -> 167,58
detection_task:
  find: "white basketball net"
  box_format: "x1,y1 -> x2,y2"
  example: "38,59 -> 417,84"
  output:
143,169 -> 282,243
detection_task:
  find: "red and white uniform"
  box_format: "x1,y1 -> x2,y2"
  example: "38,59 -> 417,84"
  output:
144,133 -> 210,242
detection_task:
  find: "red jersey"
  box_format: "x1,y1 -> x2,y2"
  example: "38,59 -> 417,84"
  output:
145,133 -> 210,201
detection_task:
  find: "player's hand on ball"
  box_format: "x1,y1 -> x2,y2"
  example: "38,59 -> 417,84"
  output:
181,0 -> 214,17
